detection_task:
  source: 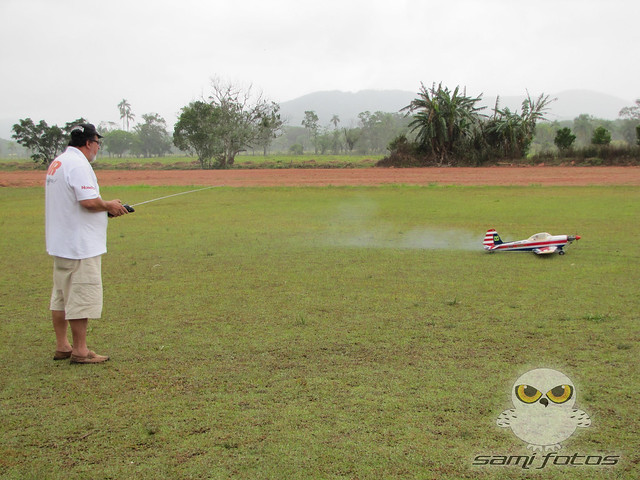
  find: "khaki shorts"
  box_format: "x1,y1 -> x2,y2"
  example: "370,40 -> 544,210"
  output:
50,256 -> 103,319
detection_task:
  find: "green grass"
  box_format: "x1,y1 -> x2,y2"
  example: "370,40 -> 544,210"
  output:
0,154 -> 383,170
1,185 -> 638,479
232,154 -> 382,169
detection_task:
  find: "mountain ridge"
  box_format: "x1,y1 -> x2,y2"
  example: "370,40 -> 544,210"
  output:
279,89 -> 634,128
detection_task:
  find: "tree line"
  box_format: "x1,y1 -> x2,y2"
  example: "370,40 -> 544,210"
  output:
380,83 -> 640,167
10,80 -> 640,168
270,110 -> 410,157
11,113 -> 173,165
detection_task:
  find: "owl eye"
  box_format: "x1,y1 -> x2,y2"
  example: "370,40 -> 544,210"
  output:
515,384 -> 542,403
547,384 -> 573,404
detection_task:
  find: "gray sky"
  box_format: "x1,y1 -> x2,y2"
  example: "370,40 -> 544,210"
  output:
1,0 -> 638,137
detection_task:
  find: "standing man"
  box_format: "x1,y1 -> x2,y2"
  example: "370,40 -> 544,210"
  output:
45,123 -> 129,364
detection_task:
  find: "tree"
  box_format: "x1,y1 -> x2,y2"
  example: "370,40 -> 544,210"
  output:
207,79 -> 282,167
554,127 -> 576,151
103,129 -> 136,157
99,121 -> 119,133
174,79 -> 282,168
118,99 -> 135,131
404,83 -> 485,164
12,118 -> 66,166
357,111 -> 409,154
330,129 -> 343,154
328,115 -> 342,153
616,119 -> 639,145
302,110 -> 320,154
343,127 -> 360,152
573,114 -> 595,146
59,118 -> 89,137
316,130 -> 332,154
619,99 -> 640,120
289,143 -> 303,155
173,101 -> 221,169
252,104 -> 284,156
528,122 -> 556,155
591,126 -> 611,146
519,92 -> 555,155
484,103 -> 523,157
485,93 -> 554,158
133,113 -> 171,157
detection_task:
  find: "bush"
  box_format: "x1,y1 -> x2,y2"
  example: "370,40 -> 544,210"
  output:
554,127 -> 576,151
548,145 -> 640,166
289,144 -> 303,155
591,126 -> 612,146
377,135 -> 432,167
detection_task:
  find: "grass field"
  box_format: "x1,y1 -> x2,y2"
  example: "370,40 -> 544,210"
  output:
1,184 -> 638,479
0,154 -> 383,170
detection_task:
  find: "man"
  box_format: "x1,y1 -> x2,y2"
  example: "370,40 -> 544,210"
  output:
45,123 -> 129,364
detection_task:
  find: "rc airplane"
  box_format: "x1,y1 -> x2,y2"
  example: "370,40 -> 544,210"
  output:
483,229 -> 580,255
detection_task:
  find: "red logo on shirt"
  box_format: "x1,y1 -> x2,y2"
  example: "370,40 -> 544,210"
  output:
47,160 -> 62,176
81,186 -> 96,190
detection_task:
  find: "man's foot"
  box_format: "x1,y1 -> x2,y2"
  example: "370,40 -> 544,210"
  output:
53,349 -> 73,360
70,350 -> 110,364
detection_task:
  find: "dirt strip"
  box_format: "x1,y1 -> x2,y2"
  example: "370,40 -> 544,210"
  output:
2,166 -> 640,188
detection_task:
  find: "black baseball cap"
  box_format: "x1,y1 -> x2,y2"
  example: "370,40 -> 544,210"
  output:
70,123 -> 103,139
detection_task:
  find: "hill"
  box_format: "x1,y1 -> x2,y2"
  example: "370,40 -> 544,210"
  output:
0,137 -> 27,157
279,89 -> 634,128
279,90 -> 415,128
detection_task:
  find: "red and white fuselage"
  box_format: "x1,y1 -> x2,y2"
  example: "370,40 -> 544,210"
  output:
483,229 -> 580,255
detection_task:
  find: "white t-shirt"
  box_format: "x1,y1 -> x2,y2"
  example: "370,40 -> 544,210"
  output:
45,146 -> 108,259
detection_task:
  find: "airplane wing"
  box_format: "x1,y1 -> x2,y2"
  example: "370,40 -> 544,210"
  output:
533,246 -> 558,255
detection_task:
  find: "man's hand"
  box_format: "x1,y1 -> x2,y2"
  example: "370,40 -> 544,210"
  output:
79,198 -> 130,217
105,199 -> 130,217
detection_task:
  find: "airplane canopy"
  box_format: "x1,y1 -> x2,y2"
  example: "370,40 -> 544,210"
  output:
528,233 -> 551,241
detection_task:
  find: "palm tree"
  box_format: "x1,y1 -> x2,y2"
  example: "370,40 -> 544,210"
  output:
117,99 -> 135,131
485,104 -> 524,157
486,92 -> 554,157
404,83 -> 485,164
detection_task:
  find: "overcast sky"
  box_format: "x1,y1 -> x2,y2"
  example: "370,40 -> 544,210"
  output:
1,0 -> 638,137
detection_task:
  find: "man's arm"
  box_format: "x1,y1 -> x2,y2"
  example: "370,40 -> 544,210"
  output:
79,197 -> 129,217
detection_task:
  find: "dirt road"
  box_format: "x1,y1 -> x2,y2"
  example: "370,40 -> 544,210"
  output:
2,166 -> 640,187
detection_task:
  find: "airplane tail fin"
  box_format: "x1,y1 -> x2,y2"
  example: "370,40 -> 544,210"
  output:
483,229 -> 503,250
